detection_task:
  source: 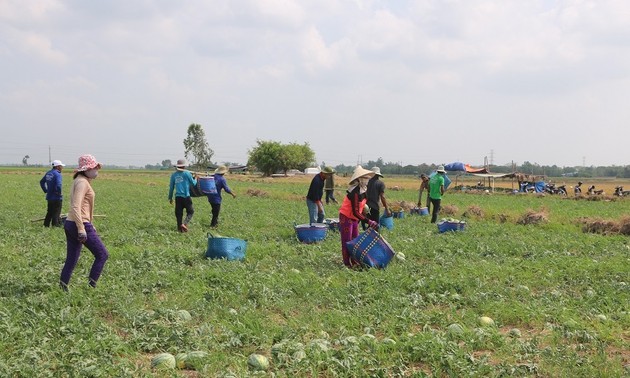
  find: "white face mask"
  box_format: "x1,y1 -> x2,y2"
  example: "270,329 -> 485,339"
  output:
358,177 -> 369,193
85,169 -> 99,179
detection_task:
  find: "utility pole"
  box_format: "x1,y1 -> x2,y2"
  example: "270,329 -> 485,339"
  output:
48,145 -> 51,164
490,149 -> 494,166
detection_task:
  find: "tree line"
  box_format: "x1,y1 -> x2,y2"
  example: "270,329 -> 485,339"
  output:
142,123 -> 630,178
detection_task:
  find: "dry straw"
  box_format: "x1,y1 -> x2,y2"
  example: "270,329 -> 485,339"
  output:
517,209 -> 549,225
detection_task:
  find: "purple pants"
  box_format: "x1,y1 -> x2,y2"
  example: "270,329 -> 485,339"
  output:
61,220 -> 109,287
339,214 -> 360,267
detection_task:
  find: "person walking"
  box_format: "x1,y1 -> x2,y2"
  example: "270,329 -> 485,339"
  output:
60,154 -> 108,290
306,166 -> 335,224
362,166 -> 389,230
324,171 -> 338,204
428,166 -> 446,223
168,159 -> 198,232
206,165 -> 236,228
40,160 -> 66,227
417,173 -> 430,212
339,166 -> 378,268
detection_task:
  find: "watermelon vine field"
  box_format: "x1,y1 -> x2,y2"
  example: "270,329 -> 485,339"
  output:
0,168 -> 628,377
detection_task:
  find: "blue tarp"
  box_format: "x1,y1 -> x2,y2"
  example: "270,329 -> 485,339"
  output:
444,162 -> 466,172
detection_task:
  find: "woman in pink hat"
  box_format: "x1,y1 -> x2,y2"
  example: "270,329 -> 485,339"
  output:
60,154 -> 109,290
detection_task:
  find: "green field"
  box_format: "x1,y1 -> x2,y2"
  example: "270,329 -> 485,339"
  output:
1,168 -> 628,377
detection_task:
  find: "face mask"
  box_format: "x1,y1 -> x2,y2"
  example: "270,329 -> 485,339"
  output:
85,169 -> 98,179
358,177 -> 369,193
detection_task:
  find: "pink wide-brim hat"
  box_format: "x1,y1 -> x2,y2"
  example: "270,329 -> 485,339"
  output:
76,154 -> 102,172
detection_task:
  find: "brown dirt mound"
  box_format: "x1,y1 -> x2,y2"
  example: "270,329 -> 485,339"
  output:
441,204 -> 459,216
517,209 -> 548,225
246,188 -> 268,197
390,201 -> 415,212
579,216 -> 630,235
462,205 -> 484,218
619,217 -> 630,235
494,213 -> 510,223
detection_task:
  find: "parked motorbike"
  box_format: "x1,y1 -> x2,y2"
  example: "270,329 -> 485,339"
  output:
614,186 -> 630,197
587,185 -> 604,195
544,183 -> 567,195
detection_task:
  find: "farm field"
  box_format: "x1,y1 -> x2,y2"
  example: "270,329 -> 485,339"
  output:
0,168 -> 629,377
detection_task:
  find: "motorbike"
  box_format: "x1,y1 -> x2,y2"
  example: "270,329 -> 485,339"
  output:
587,185 -> 604,195
544,183 -> 567,195
614,186 -> 630,197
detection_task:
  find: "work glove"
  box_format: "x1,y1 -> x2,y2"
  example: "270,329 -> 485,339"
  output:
78,232 -> 87,243
368,220 -> 379,230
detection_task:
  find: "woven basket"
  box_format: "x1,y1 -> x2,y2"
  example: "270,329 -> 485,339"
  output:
346,228 -> 395,269
206,233 -> 247,260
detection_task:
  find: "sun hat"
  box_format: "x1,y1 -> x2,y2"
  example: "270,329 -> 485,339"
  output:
322,166 -> 336,174
214,165 -> 228,175
175,159 -> 187,170
436,165 -> 446,173
349,165 -> 375,184
76,154 -> 101,172
52,160 -> 65,167
371,166 -> 383,177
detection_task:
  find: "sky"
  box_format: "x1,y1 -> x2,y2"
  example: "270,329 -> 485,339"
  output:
1,0 -> 630,169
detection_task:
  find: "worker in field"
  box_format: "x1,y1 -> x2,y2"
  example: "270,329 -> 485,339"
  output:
324,170 -> 338,204
417,173 -> 430,213
339,166 -> 378,268
428,166 -> 446,223
574,181 -> 583,197
39,160 -> 66,227
168,159 -> 199,232
362,166 -> 389,230
60,154 -> 108,290
306,166 -> 335,224
206,165 -> 236,228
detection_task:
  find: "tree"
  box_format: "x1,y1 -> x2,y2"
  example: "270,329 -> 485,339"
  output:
161,159 -> 172,168
247,140 -> 283,176
247,140 -> 316,176
279,143 -> 316,174
183,124 -> 214,169
22,155 -> 30,165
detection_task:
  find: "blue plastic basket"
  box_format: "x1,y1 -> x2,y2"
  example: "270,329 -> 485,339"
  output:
199,176 -> 217,194
295,223 -> 328,243
379,214 -> 394,230
419,207 -> 429,216
346,228 -> 395,269
392,210 -> 405,219
206,233 -> 247,260
437,221 -> 466,233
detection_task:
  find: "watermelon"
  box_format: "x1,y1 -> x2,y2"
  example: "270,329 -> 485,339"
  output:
479,316 -> 495,327
151,353 -> 176,370
247,354 -> 269,371
175,309 -> 192,322
508,328 -> 522,338
447,323 -> 464,335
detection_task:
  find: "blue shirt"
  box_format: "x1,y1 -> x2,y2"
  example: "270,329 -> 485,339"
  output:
168,170 -> 197,200
40,168 -> 63,201
206,174 -> 232,204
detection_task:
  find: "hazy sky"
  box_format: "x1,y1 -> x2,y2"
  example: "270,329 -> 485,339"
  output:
2,0 -> 630,168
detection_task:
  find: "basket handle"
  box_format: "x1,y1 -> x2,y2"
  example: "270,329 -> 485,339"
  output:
207,232 -> 215,239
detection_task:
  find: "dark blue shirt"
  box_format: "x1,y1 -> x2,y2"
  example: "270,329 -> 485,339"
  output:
206,174 -> 232,204
40,168 -> 63,201
306,173 -> 325,202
